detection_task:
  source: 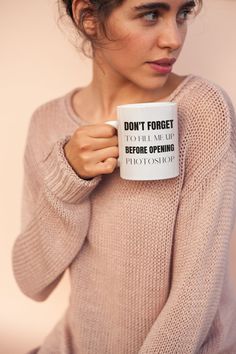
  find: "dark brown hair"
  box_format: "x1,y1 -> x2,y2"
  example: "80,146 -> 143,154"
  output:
59,0 -> 203,57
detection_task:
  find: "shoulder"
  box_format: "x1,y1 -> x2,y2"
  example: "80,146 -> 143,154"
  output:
24,89 -> 77,162
28,90 -> 73,135
178,75 -> 236,177
180,75 -> 235,131
179,75 -> 235,146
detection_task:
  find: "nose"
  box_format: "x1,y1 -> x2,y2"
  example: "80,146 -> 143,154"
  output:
157,20 -> 183,51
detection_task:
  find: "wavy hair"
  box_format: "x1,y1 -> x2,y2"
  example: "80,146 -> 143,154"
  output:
58,0 -> 203,57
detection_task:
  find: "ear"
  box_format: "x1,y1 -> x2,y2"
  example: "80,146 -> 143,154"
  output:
72,0 -> 97,36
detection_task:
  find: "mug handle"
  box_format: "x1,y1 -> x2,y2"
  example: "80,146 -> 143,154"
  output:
105,120 -> 120,167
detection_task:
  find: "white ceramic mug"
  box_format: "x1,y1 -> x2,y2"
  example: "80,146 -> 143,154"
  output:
106,101 -> 179,181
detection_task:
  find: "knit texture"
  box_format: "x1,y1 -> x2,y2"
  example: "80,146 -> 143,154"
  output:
12,74 -> 236,354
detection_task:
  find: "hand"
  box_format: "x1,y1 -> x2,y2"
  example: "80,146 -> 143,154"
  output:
64,123 -> 119,180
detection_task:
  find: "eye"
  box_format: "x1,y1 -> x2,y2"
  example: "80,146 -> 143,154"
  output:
138,6 -> 196,26
140,10 -> 160,24
177,8 -> 195,23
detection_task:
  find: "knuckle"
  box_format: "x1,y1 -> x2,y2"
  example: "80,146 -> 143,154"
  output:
74,128 -> 84,139
80,152 -> 90,163
80,142 -> 91,152
82,164 -> 91,175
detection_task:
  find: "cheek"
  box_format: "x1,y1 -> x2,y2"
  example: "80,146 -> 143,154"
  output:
121,33 -> 147,53
113,30 -> 155,61
123,25 -> 188,53
102,31 -> 159,72
107,18 -> 152,56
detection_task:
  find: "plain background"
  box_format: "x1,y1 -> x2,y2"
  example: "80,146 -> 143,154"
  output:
1,1 -> 236,353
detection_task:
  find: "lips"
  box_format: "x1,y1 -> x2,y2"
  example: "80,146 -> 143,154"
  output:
147,58 -> 176,66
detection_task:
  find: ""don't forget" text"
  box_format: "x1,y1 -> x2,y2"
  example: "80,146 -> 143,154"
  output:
124,120 -> 173,131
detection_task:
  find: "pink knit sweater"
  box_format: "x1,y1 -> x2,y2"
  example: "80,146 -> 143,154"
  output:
12,74 -> 236,353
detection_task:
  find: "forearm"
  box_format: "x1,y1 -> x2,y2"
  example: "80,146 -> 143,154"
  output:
12,136 -> 102,301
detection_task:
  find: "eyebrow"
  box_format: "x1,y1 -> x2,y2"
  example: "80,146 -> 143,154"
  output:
133,1 -> 196,12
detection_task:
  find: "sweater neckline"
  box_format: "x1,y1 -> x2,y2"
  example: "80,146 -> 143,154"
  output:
64,74 -> 195,126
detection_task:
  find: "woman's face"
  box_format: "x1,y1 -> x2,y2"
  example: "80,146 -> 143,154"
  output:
94,0 -> 196,90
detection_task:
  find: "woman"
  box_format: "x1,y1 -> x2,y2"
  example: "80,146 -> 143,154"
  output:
12,0 -> 236,353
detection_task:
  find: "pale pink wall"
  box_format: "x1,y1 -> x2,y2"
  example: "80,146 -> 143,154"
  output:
1,1 -> 236,353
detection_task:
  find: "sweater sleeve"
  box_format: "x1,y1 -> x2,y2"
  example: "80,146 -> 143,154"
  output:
12,131 -> 102,302
138,84 -> 236,353
138,147 -> 236,353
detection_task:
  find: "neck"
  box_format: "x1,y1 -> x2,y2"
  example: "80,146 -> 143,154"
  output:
73,59 -> 178,123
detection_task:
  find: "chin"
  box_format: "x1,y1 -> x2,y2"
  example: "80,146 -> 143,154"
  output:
135,75 -> 169,92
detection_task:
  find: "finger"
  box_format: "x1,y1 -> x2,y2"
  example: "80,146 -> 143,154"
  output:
87,135 -> 118,151
95,157 -> 118,175
83,124 -> 117,138
92,146 -> 119,163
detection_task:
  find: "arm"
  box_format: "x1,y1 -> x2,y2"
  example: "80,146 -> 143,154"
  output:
138,147 -> 236,353
138,83 -> 236,353
12,131 -> 102,302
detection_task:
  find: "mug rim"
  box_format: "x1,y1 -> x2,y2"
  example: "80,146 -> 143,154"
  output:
117,101 -> 176,109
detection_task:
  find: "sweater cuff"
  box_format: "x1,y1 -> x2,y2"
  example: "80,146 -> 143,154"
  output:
42,136 -> 102,204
